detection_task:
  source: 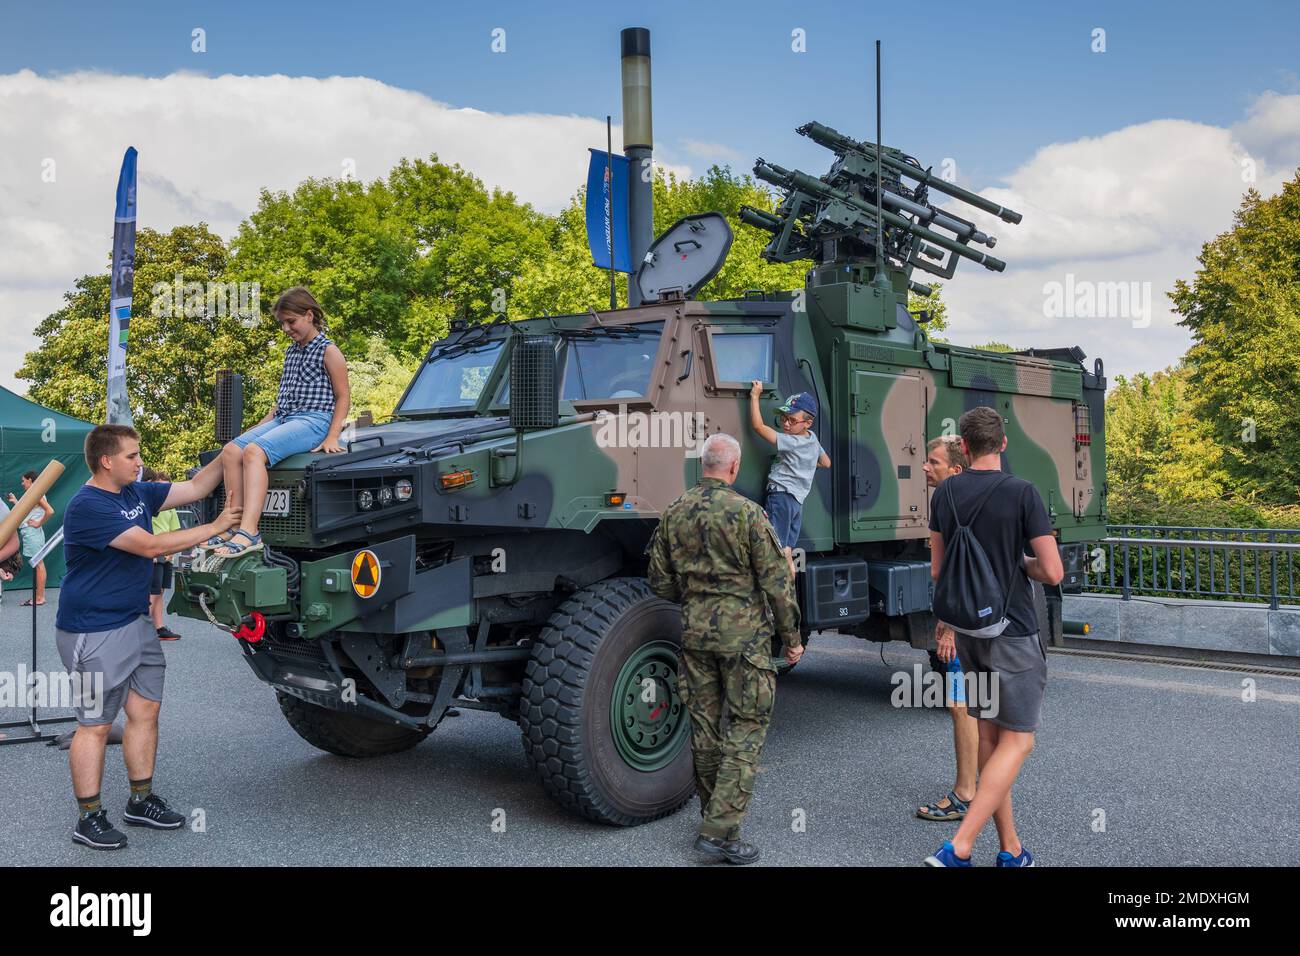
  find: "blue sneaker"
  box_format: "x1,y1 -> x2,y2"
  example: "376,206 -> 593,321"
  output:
995,846 -> 1034,867
924,840 -> 973,867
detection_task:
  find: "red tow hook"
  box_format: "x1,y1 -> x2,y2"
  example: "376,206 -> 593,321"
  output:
233,611 -> 266,643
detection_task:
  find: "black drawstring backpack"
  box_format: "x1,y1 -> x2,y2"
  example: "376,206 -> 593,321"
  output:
933,474 -> 1017,637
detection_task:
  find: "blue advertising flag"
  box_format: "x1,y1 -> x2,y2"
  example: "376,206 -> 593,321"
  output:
585,149 -> 631,273
106,147 -> 137,426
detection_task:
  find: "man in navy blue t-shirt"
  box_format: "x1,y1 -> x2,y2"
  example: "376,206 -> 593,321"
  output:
56,423 -> 239,850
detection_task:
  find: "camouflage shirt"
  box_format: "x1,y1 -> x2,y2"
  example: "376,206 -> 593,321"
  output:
647,477 -> 801,654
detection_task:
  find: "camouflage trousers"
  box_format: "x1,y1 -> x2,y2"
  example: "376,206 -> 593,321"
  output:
678,646 -> 777,840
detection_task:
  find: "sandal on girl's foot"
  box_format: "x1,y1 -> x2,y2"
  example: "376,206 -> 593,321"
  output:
214,530 -> 263,557
201,529 -> 237,550
917,790 -> 971,821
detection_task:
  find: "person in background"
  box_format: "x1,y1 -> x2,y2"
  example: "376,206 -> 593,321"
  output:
142,468 -> 182,641
917,436 -> 977,823
8,469 -> 55,607
0,495 -> 15,605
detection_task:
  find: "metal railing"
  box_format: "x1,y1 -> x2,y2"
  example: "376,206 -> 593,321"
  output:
1081,526 -> 1300,609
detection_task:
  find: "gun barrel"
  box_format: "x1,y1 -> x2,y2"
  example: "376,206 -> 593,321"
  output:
739,205 -> 782,232
756,160 -> 1007,272
880,188 -> 994,247
798,121 -> 1022,225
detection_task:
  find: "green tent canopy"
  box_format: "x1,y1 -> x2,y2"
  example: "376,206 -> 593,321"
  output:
0,386 -> 93,591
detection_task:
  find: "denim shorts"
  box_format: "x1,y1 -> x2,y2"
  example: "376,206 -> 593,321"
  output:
231,411 -> 332,466
764,484 -> 803,550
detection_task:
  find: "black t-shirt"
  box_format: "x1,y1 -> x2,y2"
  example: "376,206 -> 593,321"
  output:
929,469 -> 1054,636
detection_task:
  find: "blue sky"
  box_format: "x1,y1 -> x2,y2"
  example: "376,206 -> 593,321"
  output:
4,0 -> 1297,186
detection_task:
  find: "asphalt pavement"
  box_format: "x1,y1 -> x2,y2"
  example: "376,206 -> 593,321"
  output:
2,588 -> 1297,866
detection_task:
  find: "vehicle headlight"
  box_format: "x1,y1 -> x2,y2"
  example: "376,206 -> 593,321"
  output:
394,478 -> 413,501
378,485 -> 394,506
357,489 -> 374,511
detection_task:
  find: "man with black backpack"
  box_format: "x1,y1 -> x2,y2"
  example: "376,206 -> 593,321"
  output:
923,406 -> 1063,867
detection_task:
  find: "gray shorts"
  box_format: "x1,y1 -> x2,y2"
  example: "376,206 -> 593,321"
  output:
55,616 -> 166,726
955,631 -> 1047,733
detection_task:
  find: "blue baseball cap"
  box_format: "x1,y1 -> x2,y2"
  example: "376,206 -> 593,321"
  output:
778,392 -> 818,419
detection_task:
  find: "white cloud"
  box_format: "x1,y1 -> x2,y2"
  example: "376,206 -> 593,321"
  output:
0,69 -> 692,396
2,71 -> 1298,399
940,95 -> 1300,382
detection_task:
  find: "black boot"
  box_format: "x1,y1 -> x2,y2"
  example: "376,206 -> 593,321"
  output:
693,834 -> 761,865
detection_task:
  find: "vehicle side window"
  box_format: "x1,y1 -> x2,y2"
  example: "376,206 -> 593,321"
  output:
712,332 -> 774,383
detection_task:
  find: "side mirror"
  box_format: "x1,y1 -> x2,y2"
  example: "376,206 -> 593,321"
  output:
509,334 -> 559,431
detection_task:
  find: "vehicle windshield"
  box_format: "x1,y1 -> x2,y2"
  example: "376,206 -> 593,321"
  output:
401,341 -> 504,412
493,323 -> 664,405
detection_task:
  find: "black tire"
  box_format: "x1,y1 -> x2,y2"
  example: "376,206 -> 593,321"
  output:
519,577 -> 695,826
277,692 -> 431,758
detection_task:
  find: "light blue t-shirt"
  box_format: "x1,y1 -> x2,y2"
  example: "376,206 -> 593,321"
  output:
767,431 -> 823,504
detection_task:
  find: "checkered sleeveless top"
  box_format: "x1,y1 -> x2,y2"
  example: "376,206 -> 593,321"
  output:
276,332 -> 335,415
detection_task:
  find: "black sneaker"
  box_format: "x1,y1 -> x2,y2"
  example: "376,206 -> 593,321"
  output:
156,626 -> 182,641
693,834 -> 761,865
72,810 -> 128,850
123,793 -> 185,830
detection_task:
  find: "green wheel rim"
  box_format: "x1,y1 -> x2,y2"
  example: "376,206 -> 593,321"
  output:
610,640 -> 689,772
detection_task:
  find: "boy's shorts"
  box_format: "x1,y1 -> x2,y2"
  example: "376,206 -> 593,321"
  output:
954,632 -> 1047,732
150,559 -> 174,595
231,410 -> 332,466
764,483 -> 802,550
54,616 -> 166,726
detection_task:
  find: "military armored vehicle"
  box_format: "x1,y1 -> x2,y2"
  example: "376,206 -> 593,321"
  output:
171,121 -> 1106,827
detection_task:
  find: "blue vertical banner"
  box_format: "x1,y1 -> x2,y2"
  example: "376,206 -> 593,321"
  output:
585,149 -> 632,273
106,147 -> 137,426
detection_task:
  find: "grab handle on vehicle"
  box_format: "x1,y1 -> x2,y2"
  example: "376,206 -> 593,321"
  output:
346,435 -> 384,453
676,349 -> 693,383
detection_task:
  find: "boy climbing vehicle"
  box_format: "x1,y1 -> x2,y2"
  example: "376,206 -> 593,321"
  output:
213,287 -> 350,557
748,381 -> 830,575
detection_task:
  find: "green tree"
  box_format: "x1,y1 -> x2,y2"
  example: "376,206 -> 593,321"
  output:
18,224 -> 274,477
1105,367 -> 1229,503
1170,174 -> 1300,503
346,336 -> 420,423
512,162 -> 949,334
226,156 -> 552,361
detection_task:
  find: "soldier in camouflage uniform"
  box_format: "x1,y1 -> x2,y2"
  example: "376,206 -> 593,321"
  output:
647,433 -> 802,864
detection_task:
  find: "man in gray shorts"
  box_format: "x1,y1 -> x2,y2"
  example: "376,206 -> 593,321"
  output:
56,424 -> 238,850
923,407 -> 1063,868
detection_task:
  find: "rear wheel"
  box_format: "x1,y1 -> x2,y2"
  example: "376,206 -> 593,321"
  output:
519,577 -> 695,826
277,692 -> 432,757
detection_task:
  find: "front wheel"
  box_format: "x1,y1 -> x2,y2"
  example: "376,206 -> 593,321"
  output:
519,578 -> 695,826
277,692 -> 431,757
